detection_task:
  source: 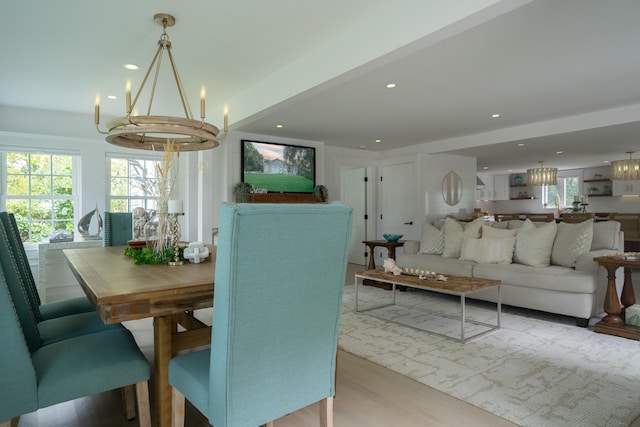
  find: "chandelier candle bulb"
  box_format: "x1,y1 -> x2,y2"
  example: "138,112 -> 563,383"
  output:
223,107 -> 229,132
200,87 -> 205,119
125,81 -> 132,113
168,199 -> 183,214
94,96 -> 100,125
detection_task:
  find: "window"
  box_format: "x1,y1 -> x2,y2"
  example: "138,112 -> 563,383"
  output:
542,175 -> 580,209
108,156 -> 161,212
2,152 -> 77,243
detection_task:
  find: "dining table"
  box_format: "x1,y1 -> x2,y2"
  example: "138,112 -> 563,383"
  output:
64,245 -> 215,427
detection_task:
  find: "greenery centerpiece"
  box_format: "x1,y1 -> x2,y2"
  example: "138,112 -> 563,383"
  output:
125,140 -> 183,264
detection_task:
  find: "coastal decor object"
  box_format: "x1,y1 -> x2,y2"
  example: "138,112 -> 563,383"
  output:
167,199 -> 183,266
313,185 -> 328,202
442,171 -> 463,206
233,182 -> 253,203
611,151 -> 640,180
77,203 -> 103,240
513,175 -> 523,185
382,258 -> 403,275
94,13 -> 227,151
183,242 -> 210,264
383,234 -> 403,242
527,161 -> 558,186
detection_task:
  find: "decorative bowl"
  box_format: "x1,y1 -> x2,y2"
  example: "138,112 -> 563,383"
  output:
383,234 -> 403,242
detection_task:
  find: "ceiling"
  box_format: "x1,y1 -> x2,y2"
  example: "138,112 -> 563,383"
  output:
2,0 -> 640,174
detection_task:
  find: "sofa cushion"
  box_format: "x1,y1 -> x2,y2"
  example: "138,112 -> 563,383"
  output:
482,225 -> 517,239
513,219 -> 557,267
473,263 -> 597,294
419,221 -> 444,254
442,217 -> 483,258
551,219 -> 594,267
460,237 -> 516,264
395,253 -> 474,277
488,221 -> 509,229
591,220 -> 621,250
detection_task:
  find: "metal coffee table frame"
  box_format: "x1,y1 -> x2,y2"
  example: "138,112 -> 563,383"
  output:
355,271 -> 501,343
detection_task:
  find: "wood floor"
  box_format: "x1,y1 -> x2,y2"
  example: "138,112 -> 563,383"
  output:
15,266 -> 640,427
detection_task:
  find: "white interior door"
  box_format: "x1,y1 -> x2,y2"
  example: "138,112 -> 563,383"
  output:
378,160 -> 418,264
341,166 -> 367,265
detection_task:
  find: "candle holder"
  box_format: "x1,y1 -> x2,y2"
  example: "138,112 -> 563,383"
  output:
168,213 -> 183,266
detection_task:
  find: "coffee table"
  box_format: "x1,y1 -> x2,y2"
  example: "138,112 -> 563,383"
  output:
355,269 -> 501,343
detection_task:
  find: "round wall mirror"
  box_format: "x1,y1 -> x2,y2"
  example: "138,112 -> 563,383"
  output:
442,171 -> 463,206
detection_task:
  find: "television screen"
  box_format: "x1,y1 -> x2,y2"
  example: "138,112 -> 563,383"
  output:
241,140 -> 316,193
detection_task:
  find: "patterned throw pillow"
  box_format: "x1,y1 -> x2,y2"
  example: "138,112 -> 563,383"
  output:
460,237 -> 516,264
442,217 -> 484,258
513,219 -> 557,267
551,219 -> 594,267
419,222 -> 444,254
482,225 -> 517,239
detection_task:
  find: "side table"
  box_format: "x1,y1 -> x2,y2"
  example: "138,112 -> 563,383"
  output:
362,240 -> 405,270
593,255 -> 640,340
362,240 -> 405,290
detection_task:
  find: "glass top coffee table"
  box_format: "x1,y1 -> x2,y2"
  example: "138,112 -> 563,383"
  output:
355,269 -> 501,343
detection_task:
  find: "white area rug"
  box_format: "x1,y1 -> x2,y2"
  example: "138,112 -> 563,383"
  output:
339,283 -> 640,427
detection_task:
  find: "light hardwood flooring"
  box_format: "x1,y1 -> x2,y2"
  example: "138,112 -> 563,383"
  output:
15,266 -> 640,427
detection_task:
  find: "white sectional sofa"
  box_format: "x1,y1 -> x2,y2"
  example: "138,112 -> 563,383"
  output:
396,217 -> 624,326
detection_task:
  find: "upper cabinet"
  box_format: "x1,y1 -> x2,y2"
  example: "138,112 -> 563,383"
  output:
612,180 -> 640,196
476,174 -> 509,201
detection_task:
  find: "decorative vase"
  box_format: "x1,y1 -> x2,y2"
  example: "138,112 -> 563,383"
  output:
144,211 -> 172,250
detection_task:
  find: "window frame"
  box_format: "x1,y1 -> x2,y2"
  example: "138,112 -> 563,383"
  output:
542,170 -> 583,209
1,149 -> 80,243
106,153 -> 164,213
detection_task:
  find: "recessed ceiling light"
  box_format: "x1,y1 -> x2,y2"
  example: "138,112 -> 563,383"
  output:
124,64 -> 139,70
604,160 -> 610,163
107,95 -> 117,100
385,83 -> 397,89
276,124 -> 284,128
508,169 -> 513,172
375,139 -> 382,143
517,143 -> 525,147
482,166 -> 489,170
556,151 -> 563,154
491,113 -> 500,118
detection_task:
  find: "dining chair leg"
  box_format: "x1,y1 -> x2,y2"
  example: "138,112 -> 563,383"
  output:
122,384 -> 137,420
136,381 -> 152,427
319,397 -> 334,427
171,387 -> 186,427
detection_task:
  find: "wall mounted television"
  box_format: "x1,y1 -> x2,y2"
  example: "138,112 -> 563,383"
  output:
241,139 -> 316,193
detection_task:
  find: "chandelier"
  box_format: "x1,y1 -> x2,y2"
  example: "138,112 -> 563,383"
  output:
527,161 -> 558,186
94,13 -> 226,151
611,151 -> 640,181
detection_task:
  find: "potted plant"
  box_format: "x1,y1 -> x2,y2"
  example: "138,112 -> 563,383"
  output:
233,182 -> 253,203
314,185 -> 328,203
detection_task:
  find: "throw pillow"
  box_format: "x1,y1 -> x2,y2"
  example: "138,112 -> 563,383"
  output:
591,220 -> 621,250
442,217 -> 484,258
513,219 -> 557,267
551,219 -> 594,268
460,236 -> 516,264
488,221 -> 509,229
419,221 -> 444,254
482,225 -> 517,239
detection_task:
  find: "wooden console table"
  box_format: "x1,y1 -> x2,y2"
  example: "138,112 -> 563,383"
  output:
362,240 -> 405,270
593,255 -> 640,340
362,240 -> 405,290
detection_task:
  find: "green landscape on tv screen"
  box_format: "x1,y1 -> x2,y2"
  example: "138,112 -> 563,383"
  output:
242,140 -> 315,193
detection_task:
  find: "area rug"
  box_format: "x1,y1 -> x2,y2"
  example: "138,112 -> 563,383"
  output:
338,283 -> 640,427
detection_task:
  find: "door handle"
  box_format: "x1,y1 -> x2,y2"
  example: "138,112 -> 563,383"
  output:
404,221 -> 413,225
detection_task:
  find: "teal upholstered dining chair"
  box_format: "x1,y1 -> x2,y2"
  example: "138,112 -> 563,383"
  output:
169,202 -> 353,427
0,266 -> 151,427
0,216 -> 122,348
103,211 -> 133,246
0,212 -> 94,320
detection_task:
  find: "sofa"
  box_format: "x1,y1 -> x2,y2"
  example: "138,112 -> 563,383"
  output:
395,217 -> 625,327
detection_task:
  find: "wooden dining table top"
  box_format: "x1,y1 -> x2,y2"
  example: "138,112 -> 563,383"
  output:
64,245 -> 216,324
